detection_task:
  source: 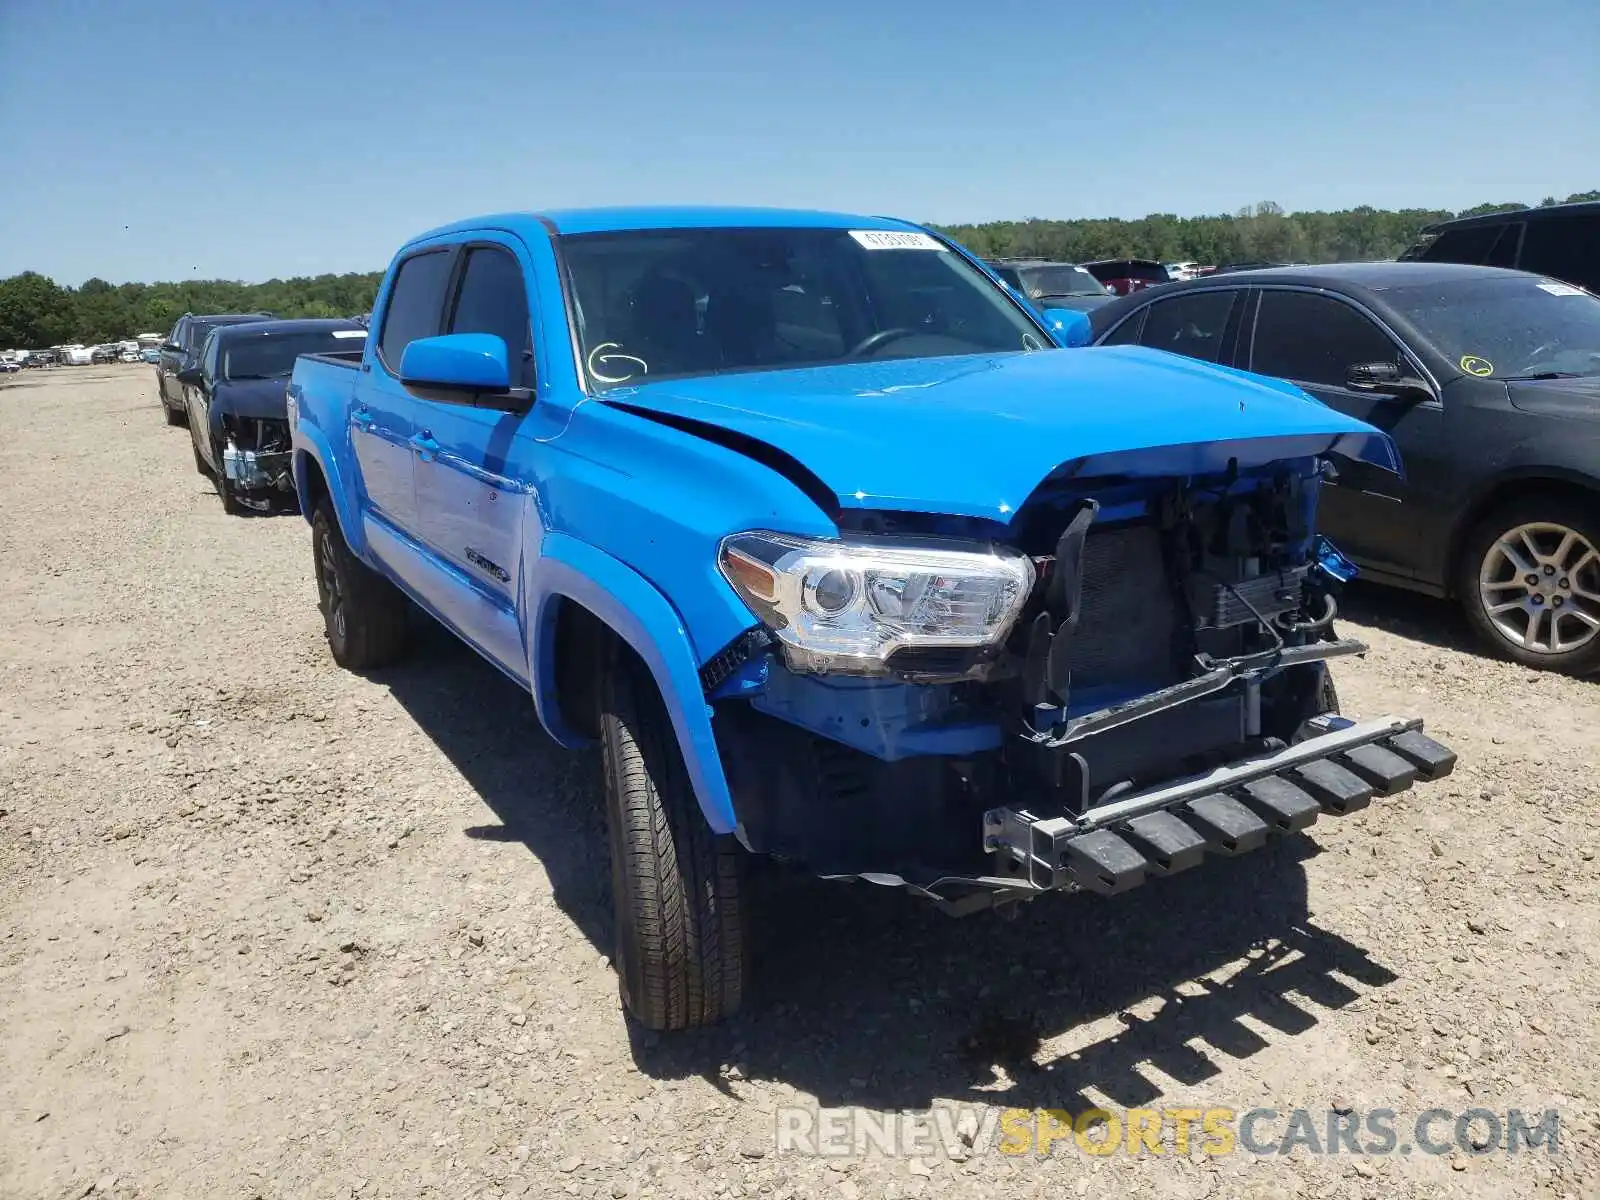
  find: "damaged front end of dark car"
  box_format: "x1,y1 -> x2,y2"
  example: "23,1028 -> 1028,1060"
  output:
626,352 -> 1458,915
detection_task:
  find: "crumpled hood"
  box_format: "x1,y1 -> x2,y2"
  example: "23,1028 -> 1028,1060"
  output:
604,347 -> 1400,520
1507,376 -> 1600,421
211,378 -> 291,422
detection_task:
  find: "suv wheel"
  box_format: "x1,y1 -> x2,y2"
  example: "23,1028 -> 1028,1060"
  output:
310,503 -> 409,669
1460,497 -> 1600,676
600,652 -> 745,1031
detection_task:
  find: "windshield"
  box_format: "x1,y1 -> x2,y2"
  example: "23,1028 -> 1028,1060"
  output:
220,328 -> 366,379
1018,265 -> 1108,299
560,226 -> 1048,389
1391,276 -> 1600,379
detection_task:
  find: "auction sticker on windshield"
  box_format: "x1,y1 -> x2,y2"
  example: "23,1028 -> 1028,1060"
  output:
849,230 -> 944,251
332,329 -> 368,338
1537,281 -> 1586,297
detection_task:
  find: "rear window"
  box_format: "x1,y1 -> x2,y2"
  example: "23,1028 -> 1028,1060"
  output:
1411,223 -> 1503,266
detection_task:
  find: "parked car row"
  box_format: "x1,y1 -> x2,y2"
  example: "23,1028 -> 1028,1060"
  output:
155,311 -> 368,514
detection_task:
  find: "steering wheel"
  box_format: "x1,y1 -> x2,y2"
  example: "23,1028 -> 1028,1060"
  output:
848,327 -> 919,358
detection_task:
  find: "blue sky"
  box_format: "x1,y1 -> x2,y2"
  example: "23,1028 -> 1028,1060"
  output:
1,0 -> 1595,285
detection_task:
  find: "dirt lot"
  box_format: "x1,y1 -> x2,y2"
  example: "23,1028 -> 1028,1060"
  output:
1,365 -> 1597,1200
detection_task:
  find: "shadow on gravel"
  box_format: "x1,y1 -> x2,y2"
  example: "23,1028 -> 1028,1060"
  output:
376,617 -> 614,952
377,619 -> 1399,1112
636,841 -> 1397,1112
1337,580 -> 1480,658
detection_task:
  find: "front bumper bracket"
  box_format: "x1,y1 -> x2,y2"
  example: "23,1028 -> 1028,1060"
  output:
983,715 -> 1455,896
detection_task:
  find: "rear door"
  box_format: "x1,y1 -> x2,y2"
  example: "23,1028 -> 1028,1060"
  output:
1245,288 -> 1444,577
407,237 -> 538,679
357,247 -> 455,537
1122,287 -> 1245,365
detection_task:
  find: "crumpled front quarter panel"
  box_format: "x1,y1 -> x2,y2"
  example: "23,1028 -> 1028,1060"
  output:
543,399 -> 839,663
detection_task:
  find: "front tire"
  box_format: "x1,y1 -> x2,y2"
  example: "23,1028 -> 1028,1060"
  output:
1459,496 -> 1600,676
600,653 -> 745,1031
310,503 -> 408,669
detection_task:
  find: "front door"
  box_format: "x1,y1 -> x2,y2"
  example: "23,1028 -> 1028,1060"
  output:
1246,288 -> 1444,579
406,240 -> 538,680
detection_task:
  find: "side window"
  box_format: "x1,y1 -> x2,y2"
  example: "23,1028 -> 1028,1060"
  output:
1099,307 -> 1146,346
1519,216 -> 1600,292
447,246 -> 534,388
1484,222 -> 1523,269
378,249 -> 454,374
1137,290 -> 1237,363
169,318 -> 186,350
1251,291 -> 1400,388
1418,223 -> 1501,265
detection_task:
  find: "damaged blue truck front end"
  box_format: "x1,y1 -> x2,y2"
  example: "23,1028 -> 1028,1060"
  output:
631,346 -> 1457,913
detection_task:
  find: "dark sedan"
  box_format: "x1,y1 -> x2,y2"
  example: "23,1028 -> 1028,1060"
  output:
182,318 -> 368,514
1089,262 -> 1600,674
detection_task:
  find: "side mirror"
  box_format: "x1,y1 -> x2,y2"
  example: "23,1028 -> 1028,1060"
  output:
176,365 -> 203,386
1041,307 -> 1093,349
1347,360 -> 1430,399
400,333 -> 511,395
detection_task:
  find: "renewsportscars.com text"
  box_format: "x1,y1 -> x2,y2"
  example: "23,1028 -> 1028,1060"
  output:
774,1105 -> 1561,1160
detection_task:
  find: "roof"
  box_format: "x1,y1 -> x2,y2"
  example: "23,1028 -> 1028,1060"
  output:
1179,260 -> 1533,291
190,312 -> 272,323
1421,199 -> 1600,233
411,206 -> 921,245
206,318 -> 365,342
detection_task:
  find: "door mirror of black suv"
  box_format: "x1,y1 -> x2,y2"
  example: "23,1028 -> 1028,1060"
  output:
162,342 -> 182,353
176,366 -> 203,386
1347,361 -> 1430,399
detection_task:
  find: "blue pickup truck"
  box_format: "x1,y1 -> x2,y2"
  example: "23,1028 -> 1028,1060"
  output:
288,207 -> 1456,1031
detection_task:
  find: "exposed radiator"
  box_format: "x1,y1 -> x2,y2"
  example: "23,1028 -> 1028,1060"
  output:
1067,525 -> 1181,688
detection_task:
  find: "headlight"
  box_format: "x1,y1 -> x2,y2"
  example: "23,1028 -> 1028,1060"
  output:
718,531 -> 1035,675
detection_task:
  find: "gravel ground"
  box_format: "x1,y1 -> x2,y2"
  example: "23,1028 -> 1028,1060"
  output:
2,366 -> 1598,1200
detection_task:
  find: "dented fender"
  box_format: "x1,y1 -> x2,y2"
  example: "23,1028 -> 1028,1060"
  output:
527,532 -> 739,835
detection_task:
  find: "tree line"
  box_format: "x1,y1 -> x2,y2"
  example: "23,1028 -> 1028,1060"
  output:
2,192 -> 1595,348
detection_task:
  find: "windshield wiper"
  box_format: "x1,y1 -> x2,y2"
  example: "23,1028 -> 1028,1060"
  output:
1504,371 -> 1587,381
225,372 -> 288,381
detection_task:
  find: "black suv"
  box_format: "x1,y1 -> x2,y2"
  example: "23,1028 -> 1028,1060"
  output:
1400,201 -> 1600,294
985,259 -> 1115,312
157,312 -> 272,426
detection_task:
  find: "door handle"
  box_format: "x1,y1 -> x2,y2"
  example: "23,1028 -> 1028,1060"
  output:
353,405 -> 377,434
410,430 -> 440,462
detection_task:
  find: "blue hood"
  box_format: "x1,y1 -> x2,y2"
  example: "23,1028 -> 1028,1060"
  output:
211,378 -> 290,422
603,347 -> 1401,521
